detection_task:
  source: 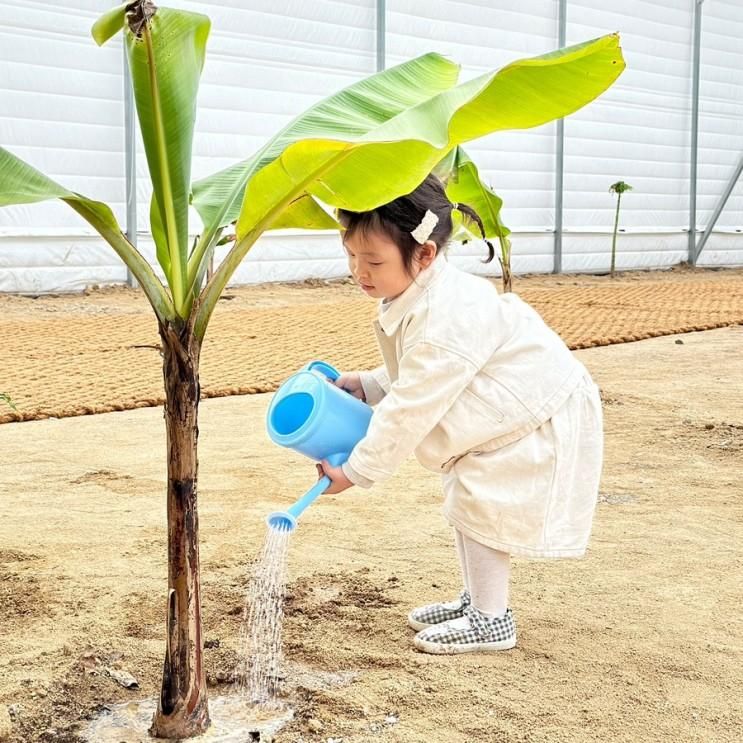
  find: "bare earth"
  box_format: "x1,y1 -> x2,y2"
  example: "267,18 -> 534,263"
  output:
0,271 -> 742,742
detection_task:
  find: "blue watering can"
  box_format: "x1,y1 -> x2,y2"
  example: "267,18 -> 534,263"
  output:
265,360 -> 373,531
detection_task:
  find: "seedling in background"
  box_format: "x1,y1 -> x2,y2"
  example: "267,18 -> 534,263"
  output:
609,181 -> 634,277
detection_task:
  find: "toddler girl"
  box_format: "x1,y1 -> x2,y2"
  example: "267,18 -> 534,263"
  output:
317,173 -> 603,654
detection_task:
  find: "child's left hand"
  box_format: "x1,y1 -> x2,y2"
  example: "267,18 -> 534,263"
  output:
316,460 -> 354,494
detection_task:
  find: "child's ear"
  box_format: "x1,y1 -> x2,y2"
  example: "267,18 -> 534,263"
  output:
417,241 -> 437,268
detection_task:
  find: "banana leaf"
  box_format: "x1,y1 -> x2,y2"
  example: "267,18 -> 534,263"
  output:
194,34 -> 623,337
0,146 -> 174,320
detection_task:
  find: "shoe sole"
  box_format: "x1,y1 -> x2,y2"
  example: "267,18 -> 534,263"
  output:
407,611 -> 436,632
413,635 -> 517,654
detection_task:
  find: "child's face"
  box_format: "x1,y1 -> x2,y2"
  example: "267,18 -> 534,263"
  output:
343,229 -> 435,301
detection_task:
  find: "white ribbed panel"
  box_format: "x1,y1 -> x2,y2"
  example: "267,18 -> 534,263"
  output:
564,0 -> 694,231
0,0 -> 741,294
0,1 -> 125,232
386,0 -> 559,232
697,0 -> 743,232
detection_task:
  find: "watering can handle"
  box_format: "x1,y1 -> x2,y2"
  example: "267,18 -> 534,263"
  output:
306,360 -> 340,382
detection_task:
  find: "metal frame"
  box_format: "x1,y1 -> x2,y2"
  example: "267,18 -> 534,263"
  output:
693,154 -> 743,263
553,0 -> 567,273
376,0 -> 386,72
688,0 -> 703,264
123,43 -> 138,288
688,2 -> 743,265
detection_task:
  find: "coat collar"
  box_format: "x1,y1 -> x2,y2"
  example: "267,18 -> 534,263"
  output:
377,255 -> 449,336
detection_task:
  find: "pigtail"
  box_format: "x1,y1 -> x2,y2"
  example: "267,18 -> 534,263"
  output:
454,203 -> 496,263
339,175 -> 498,273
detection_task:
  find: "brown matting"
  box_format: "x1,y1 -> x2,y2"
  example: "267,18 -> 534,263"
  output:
2,267 -> 742,424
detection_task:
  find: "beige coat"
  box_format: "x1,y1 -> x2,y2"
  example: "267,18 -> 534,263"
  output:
343,256 -> 603,557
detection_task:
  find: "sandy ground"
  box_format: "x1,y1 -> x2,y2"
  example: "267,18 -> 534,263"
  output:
0,320 -> 741,742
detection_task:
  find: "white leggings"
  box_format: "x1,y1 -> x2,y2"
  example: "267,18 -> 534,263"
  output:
455,529 -> 510,617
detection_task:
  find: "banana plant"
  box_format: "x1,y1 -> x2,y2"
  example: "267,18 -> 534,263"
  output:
0,2 -> 624,737
609,180 -> 634,277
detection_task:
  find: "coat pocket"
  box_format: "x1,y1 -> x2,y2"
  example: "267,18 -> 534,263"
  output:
465,383 -> 505,423
435,387 -> 507,473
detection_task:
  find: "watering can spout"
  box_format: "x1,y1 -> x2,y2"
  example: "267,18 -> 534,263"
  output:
265,473 -> 329,531
265,468 -> 338,532
265,360 -> 372,531
266,511 -> 297,532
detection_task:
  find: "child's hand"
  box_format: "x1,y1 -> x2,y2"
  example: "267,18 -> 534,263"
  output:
334,372 -> 365,401
316,460 -> 354,494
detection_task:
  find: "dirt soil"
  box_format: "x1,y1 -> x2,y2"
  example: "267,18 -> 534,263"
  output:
1,270 -> 742,742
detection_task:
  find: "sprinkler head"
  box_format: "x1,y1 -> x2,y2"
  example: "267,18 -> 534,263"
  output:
266,511 -> 297,532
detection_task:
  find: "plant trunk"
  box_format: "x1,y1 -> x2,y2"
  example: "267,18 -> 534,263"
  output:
498,235 -> 513,293
611,194 -> 621,278
150,320 -> 210,738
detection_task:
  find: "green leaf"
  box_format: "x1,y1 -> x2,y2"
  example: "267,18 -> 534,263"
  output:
193,34 -> 623,339
91,2 -> 129,46
447,35 -> 625,141
609,180 -> 633,194
0,147 -> 175,321
0,392 -> 17,411
149,192 -> 171,276
239,35 -> 623,233
236,138 -> 439,238
0,146 -> 83,208
125,6 -> 210,315
439,147 -> 510,239
268,196 -> 338,232
189,53 -> 460,233
186,52 -> 459,302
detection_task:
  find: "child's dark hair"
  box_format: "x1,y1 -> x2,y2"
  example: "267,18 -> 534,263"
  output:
337,173 -> 495,275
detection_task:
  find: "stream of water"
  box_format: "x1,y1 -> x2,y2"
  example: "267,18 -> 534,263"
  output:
236,523 -> 292,709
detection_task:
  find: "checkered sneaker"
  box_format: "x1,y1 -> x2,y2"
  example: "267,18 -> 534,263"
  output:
413,606 -> 517,654
407,589 -> 471,631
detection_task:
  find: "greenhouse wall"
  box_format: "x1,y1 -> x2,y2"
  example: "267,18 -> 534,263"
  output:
1,0 -> 741,293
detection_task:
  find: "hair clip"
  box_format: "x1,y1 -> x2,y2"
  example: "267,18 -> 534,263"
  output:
411,209 -> 439,244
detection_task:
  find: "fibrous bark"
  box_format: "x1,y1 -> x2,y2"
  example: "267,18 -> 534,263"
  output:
149,320 -> 210,738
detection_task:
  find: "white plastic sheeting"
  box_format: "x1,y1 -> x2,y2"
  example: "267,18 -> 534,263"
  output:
696,0 -> 743,266
1,0 -> 741,294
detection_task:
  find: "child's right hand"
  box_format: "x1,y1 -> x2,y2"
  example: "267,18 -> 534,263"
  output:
334,372 -> 365,401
